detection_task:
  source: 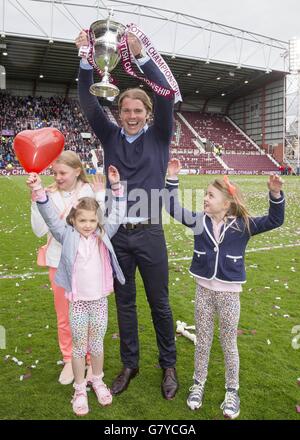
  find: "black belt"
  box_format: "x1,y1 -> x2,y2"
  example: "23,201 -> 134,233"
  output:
122,221 -> 152,230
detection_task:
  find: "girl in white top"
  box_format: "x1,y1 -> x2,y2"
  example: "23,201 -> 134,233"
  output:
30,150 -> 105,385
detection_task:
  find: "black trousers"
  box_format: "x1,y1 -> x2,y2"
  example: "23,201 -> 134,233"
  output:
111,224 -> 176,369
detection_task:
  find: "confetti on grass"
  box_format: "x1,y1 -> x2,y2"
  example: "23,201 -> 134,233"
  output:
19,373 -> 31,381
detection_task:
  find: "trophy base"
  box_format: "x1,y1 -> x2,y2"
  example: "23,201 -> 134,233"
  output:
89,82 -> 120,98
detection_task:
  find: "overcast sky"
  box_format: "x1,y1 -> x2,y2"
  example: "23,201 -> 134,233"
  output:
2,0 -> 298,71
3,0 -> 299,42
120,0 -> 299,41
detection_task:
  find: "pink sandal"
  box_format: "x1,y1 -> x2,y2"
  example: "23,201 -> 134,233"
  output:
92,377 -> 112,406
71,381 -> 89,416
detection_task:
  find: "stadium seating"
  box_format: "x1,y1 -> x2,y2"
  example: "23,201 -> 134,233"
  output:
0,93 -> 103,168
0,93 -> 278,173
221,154 -> 278,171
181,112 -> 258,154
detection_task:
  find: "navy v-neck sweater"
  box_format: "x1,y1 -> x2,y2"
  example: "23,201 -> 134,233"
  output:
79,59 -> 174,218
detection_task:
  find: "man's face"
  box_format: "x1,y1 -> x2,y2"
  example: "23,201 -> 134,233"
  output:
119,97 -> 149,136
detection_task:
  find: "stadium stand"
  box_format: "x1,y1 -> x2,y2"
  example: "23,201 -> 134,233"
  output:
0,92 -> 279,173
222,154 -> 278,172
181,112 -> 258,153
170,111 -> 278,172
0,93 -> 103,169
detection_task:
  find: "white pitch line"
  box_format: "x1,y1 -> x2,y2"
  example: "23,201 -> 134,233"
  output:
0,242 -> 299,279
169,242 -> 300,262
0,271 -> 48,280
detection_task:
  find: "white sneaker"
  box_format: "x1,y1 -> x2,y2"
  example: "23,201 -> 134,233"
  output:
220,388 -> 240,419
187,382 -> 205,410
58,361 -> 74,385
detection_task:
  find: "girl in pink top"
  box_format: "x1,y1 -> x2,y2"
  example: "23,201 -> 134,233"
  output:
27,166 -> 125,416
30,151 -> 105,386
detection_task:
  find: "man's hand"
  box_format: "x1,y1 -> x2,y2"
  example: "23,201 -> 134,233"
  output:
108,165 -> 120,186
75,30 -> 88,48
167,158 -> 181,178
127,32 -> 143,58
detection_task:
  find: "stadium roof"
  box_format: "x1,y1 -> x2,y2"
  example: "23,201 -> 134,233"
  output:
1,35 -> 287,109
0,1 -> 288,109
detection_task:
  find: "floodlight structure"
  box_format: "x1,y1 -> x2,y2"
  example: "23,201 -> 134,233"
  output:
289,38 -> 300,174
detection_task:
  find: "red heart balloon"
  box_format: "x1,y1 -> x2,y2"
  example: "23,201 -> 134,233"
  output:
13,128 -> 65,173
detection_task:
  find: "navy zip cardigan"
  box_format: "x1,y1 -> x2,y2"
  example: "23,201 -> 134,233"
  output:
165,178 -> 285,284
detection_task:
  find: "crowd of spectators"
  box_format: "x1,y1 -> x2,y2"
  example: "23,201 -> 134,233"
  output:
0,135 -> 19,168
0,93 -> 103,169
1,93 -> 291,175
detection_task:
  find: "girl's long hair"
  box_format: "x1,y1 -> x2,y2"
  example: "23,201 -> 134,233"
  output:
47,150 -> 89,192
212,177 -> 251,234
66,197 -> 104,237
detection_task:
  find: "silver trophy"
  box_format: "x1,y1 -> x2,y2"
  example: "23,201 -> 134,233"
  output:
89,12 -> 125,97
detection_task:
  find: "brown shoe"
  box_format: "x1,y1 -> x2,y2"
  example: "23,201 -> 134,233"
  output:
111,367 -> 139,395
161,367 -> 178,400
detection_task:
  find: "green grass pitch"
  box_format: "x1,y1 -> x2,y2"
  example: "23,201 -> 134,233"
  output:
0,174 -> 299,420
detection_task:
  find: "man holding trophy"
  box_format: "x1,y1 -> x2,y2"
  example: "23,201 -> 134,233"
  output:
75,14 -> 181,400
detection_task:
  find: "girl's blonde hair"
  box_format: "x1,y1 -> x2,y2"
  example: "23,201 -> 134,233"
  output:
118,88 -> 153,116
212,177 -> 251,234
47,150 -> 89,192
66,197 -> 104,236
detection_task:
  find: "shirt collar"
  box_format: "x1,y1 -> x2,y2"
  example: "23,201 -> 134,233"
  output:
121,123 -> 149,140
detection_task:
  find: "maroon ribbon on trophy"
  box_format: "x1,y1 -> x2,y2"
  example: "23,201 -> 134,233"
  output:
81,28 -> 117,86
79,24 -> 182,102
119,24 -> 182,103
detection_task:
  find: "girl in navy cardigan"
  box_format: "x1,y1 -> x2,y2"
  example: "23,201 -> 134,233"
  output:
165,158 -> 285,419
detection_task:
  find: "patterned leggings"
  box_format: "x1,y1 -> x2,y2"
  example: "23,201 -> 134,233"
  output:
194,285 -> 240,390
69,298 -> 108,359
